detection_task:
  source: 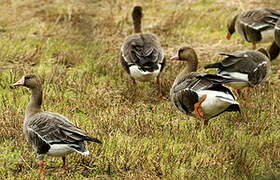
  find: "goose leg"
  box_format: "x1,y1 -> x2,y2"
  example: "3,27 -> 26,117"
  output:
252,43 -> 256,50
62,156 -> 68,172
236,89 -> 241,96
131,78 -> 136,85
194,95 -> 207,119
38,160 -> 45,180
156,76 -> 164,97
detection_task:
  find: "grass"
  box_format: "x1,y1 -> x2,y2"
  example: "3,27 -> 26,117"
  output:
0,0 -> 280,179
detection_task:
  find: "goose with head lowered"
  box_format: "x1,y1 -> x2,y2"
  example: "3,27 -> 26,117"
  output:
13,74 -> 102,180
227,8 -> 280,49
204,48 -> 271,93
120,6 -> 165,92
170,47 -> 245,125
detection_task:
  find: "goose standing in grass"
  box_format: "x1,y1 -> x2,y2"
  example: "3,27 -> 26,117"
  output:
227,8 -> 280,49
170,47 -> 244,125
120,6 -> 165,92
204,49 -> 271,93
13,74 -> 102,180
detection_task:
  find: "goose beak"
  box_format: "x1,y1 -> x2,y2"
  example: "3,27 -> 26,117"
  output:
13,76 -> 25,86
170,55 -> 180,61
226,33 -> 232,40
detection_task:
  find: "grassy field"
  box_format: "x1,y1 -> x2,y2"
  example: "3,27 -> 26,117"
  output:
1,0 -> 280,179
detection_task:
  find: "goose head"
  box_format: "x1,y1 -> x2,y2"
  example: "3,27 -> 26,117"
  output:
226,15 -> 238,40
170,46 -> 198,72
14,74 -> 41,89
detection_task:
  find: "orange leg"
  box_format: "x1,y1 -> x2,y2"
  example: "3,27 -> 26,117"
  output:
38,160 -> 45,180
194,95 -> 207,119
252,43 -> 256,50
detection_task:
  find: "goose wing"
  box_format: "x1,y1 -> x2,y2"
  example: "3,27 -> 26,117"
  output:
219,50 -> 268,72
171,73 -> 246,114
121,33 -> 164,72
170,73 -> 221,114
239,8 -> 280,31
25,112 -> 101,154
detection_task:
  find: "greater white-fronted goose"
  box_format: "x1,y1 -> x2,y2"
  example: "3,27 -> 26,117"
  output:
170,47 -> 244,125
204,49 -> 271,91
227,8 -> 280,49
13,74 -> 102,180
120,6 -> 165,90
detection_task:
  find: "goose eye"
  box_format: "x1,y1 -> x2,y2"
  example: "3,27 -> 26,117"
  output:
25,76 -> 31,80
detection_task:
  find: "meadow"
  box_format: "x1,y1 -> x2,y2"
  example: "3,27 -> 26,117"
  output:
0,0 -> 280,179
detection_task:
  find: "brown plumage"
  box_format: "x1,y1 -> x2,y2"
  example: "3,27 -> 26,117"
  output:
120,6 -> 165,94
227,8 -> 280,49
14,74 -> 101,180
204,49 -> 271,90
170,47 -> 242,124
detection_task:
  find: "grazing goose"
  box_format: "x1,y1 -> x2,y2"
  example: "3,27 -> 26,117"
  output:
204,49 -> 271,92
170,47 -> 243,125
13,74 -> 102,180
120,6 -> 165,90
227,8 -> 280,49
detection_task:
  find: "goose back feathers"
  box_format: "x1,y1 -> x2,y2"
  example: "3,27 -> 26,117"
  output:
204,49 -> 271,89
24,112 -> 101,159
171,73 -> 241,119
227,8 -> 280,44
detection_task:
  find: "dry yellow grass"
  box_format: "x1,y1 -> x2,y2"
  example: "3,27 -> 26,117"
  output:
0,0 -> 280,179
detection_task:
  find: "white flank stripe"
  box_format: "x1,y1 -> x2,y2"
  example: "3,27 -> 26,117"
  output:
47,144 -> 75,156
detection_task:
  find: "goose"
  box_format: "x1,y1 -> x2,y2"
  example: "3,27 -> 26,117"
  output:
120,6 -> 165,91
204,49 -> 271,92
170,47 -> 244,125
13,74 -> 102,180
227,8 -> 280,49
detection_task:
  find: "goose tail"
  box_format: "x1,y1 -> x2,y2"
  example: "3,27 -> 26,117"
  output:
84,136 -> 102,144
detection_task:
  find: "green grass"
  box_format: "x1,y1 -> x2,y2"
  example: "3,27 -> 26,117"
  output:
1,0 -> 280,179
